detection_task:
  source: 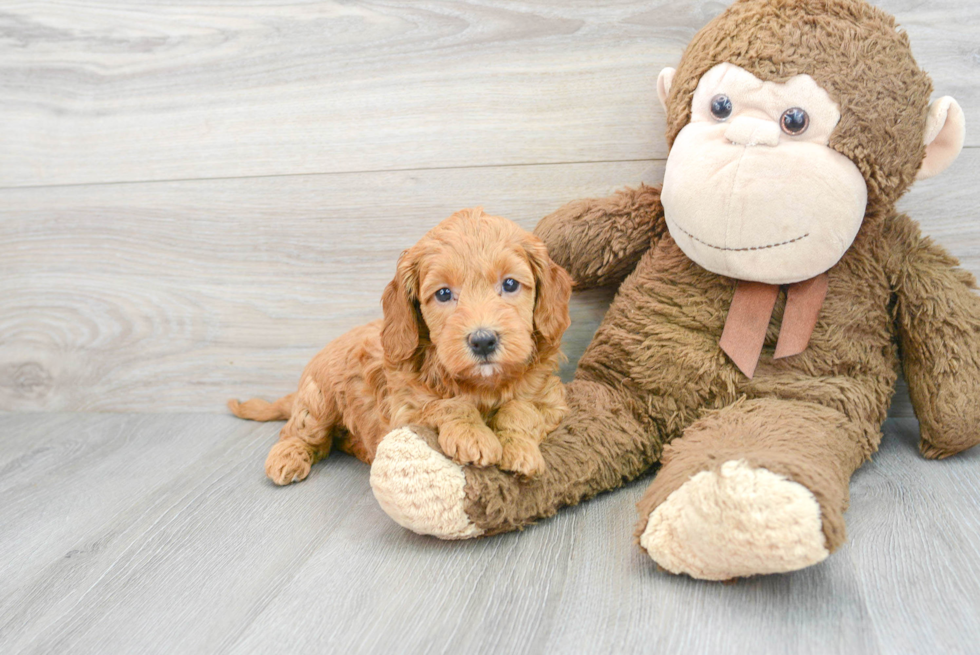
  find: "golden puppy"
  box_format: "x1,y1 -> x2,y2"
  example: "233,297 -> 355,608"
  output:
229,208 -> 572,484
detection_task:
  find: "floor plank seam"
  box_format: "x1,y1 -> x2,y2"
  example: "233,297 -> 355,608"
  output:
0,158 -> 665,193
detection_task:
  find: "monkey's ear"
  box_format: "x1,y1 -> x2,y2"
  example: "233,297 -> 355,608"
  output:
917,97 -> 965,180
657,68 -> 676,112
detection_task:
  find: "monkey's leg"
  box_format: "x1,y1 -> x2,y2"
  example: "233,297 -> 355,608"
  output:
369,378 -> 663,539
265,376 -> 340,485
635,397 -> 873,580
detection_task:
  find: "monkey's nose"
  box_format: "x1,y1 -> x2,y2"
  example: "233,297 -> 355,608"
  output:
724,116 -> 780,147
468,329 -> 499,358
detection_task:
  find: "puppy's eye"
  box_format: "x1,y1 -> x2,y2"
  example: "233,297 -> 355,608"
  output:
780,107 -> 809,135
710,94 -> 733,121
501,278 -> 520,294
434,287 -> 453,303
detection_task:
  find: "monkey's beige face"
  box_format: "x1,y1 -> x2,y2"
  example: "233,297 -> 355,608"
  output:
661,63 -> 868,284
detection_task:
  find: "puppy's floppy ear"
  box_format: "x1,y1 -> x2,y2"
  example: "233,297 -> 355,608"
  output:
524,235 -> 573,353
381,248 -> 425,364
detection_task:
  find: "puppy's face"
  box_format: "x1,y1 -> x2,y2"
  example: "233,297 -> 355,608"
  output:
381,208 -> 571,387
419,234 -> 537,383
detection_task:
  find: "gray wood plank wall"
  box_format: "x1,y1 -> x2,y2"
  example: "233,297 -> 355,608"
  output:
1,0 -> 978,413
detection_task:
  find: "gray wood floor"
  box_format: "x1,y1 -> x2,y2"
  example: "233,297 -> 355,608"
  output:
1,414 -> 978,654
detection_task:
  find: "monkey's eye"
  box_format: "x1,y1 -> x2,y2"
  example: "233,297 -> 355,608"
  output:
501,278 -> 520,294
434,287 -> 453,303
780,107 -> 809,135
710,94 -> 733,121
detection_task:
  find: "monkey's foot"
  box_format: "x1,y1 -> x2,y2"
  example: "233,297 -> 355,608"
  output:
370,427 -> 483,540
638,460 -> 829,580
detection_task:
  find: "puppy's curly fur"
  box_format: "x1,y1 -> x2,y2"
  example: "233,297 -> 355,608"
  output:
229,208 -> 573,484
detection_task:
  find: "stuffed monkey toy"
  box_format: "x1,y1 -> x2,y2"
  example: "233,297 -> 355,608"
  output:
369,0 -> 977,580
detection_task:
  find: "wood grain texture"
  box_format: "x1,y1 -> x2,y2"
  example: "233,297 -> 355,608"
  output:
1,0 -> 977,188
0,414 -> 977,654
3,150 -> 979,414
1,0 -> 978,416
847,420 -> 980,655
3,2 -> 978,652
0,160 -> 657,412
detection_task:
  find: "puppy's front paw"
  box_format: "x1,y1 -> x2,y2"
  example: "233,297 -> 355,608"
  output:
438,421 -> 502,467
265,439 -> 314,485
499,435 -> 546,478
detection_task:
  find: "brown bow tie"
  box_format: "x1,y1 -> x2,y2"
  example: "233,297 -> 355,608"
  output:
718,273 -> 829,378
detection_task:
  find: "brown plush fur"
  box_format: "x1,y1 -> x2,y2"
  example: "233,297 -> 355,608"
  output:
230,208 -> 572,483
414,0 -> 980,557
663,0 -> 933,213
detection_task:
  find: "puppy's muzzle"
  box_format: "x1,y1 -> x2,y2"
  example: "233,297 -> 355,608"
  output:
467,329 -> 499,359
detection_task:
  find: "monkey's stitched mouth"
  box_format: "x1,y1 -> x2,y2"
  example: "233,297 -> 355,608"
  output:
670,219 -> 809,252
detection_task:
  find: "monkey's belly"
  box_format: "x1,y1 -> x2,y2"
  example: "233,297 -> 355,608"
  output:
576,238 -> 897,428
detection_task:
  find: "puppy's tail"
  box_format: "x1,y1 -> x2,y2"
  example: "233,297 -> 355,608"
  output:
227,393 -> 295,421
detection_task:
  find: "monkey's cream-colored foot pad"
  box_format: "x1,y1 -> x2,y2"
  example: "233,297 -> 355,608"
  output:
639,460 -> 829,580
370,427 -> 483,540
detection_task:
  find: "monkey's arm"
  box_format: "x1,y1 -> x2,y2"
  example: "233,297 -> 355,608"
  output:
534,184 -> 665,289
886,213 -> 980,459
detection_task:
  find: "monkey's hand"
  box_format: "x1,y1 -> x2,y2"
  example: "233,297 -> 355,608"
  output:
887,214 -> 980,459
534,184 -> 665,290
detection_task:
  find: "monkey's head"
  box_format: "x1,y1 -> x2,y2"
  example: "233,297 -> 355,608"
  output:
658,0 -> 965,285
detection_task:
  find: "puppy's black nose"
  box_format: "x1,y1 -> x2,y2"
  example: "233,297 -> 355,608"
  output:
468,329 -> 499,358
